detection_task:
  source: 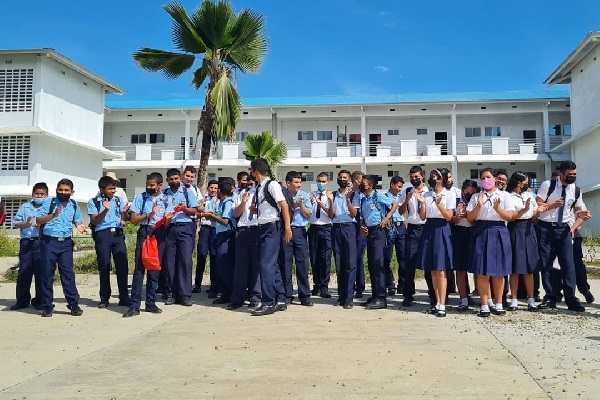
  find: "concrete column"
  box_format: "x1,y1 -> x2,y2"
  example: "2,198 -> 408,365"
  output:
360,106 -> 367,173
451,104 -> 458,179
271,112 -> 278,139
184,116 -> 191,160
543,102 -> 550,153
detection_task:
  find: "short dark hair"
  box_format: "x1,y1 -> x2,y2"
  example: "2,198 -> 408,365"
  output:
551,170 -> 561,178
285,171 -> 302,183
390,175 -> 404,185
351,171 -> 364,180
207,180 -> 219,187
247,175 -> 256,183
237,171 -> 249,181
32,182 -> 48,194
480,167 -> 495,178
409,165 -> 425,177
461,179 -> 478,190
250,158 -> 270,176
223,177 -> 236,187
183,166 -> 196,174
559,160 -> 577,172
338,169 -> 352,179
317,172 -> 329,179
98,176 -> 116,190
494,168 -> 508,178
166,168 -> 181,178
57,178 -> 74,190
506,171 -> 529,193
363,174 -> 378,187
218,181 -> 234,196
146,172 -> 163,184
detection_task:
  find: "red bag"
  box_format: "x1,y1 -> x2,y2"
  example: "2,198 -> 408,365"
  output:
141,235 -> 161,271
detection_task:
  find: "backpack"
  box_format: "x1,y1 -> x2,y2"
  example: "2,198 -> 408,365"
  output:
38,198 -> 79,238
262,180 -> 294,218
163,185 -> 190,207
361,191 -> 395,242
89,196 -> 122,238
218,197 -> 237,230
544,178 -> 581,210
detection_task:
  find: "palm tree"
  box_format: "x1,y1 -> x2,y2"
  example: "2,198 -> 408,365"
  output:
243,131 -> 287,180
132,0 -> 267,190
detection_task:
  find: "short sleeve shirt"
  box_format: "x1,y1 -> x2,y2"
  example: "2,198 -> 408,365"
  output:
466,189 -> 515,221
13,201 -> 42,239
361,191 -> 394,227
332,190 -> 360,224
87,195 -> 126,231
130,192 -> 170,227
536,178 -> 583,224
423,188 -> 456,219
37,198 -> 83,238
511,191 -> 538,220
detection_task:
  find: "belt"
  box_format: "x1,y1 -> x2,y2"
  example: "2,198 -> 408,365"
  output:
393,221 -> 404,226
310,224 -> 331,229
172,222 -> 192,226
237,226 -> 258,231
42,235 -> 71,242
407,223 -> 424,229
258,222 -> 278,229
367,226 -> 383,231
21,237 -> 39,241
96,227 -> 123,234
333,222 -> 355,226
291,225 -> 307,229
537,220 -> 565,228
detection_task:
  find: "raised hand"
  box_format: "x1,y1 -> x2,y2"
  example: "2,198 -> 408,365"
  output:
102,197 -> 111,210
325,190 -> 334,202
493,197 -> 501,210
477,192 -> 484,208
553,197 -> 564,209
242,191 -> 251,203
53,206 -> 62,218
523,198 -> 531,211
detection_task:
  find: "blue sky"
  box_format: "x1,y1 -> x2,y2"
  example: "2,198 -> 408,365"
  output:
3,1 -> 598,101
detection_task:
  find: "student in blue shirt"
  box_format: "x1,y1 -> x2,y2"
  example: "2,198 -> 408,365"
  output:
278,171 -> 313,306
359,174 -> 398,310
10,182 -> 48,311
194,180 -> 219,294
383,176 -> 406,297
202,181 -> 236,307
36,178 -> 88,317
88,176 -> 131,309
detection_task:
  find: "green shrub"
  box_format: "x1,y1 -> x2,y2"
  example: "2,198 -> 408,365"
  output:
0,230 -> 19,257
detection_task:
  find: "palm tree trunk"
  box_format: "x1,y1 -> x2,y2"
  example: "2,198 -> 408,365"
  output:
197,105 -> 213,192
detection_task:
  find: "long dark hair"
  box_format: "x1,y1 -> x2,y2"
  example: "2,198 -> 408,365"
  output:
431,168 -> 450,187
506,171 -> 529,193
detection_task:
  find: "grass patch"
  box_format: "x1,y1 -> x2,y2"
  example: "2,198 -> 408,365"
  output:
0,230 -> 20,257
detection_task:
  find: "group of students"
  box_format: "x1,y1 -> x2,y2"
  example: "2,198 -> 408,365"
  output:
8,158 -> 594,318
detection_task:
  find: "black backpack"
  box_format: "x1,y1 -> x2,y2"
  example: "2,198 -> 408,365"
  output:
262,180 -> 295,218
38,198 -> 79,238
89,196 -> 121,238
163,185 -> 190,207
544,178 -> 581,210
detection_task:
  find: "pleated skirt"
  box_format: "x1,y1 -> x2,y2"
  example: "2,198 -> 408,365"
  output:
469,220 -> 512,276
451,225 -> 473,272
417,218 -> 454,272
508,219 -> 541,274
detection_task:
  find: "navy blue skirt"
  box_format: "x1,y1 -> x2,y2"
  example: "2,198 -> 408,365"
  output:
417,218 -> 453,271
451,225 -> 473,271
508,219 -> 541,274
469,221 -> 512,276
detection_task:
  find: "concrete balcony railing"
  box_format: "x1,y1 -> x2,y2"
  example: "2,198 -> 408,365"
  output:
106,144 -> 200,161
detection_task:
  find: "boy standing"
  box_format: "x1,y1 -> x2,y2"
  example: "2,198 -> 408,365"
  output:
308,172 -> 334,298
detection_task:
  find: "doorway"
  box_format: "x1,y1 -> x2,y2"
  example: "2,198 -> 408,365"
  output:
435,132 -> 448,155
368,133 -> 381,156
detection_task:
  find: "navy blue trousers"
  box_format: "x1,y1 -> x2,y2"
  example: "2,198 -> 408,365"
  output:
232,227 -> 261,304
195,225 -> 212,288
355,229 -> 367,293
366,226 -> 387,299
164,223 -> 194,299
94,229 -> 129,302
536,222 -> 578,305
15,239 -> 42,307
215,230 -> 235,301
40,237 -> 80,308
384,224 -> 406,291
130,226 -> 167,309
258,222 -> 285,306
332,223 -> 357,305
573,231 -> 591,295
279,226 -> 311,299
403,225 -> 434,301
308,225 -> 332,291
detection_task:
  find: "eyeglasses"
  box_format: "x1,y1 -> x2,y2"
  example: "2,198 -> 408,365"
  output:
496,177 -> 507,182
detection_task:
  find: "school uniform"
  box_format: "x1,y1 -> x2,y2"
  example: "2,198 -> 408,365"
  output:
37,198 -> 83,310
331,190 -> 360,306
354,192 -> 367,296
278,190 -> 312,302
231,189 -> 261,305
361,190 -> 394,302
203,196 -> 219,294
383,190 -> 406,293
466,189 -> 514,276
12,201 -> 43,308
194,194 -> 214,290
214,196 -> 236,302
129,192 -> 170,310
570,201 -> 592,297
417,188 -> 455,272
508,191 -> 541,275
536,178 -> 584,308
88,195 -> 129,305
163,184 -> 199,301
308,190 -> 333,295
451,197 -> 474,272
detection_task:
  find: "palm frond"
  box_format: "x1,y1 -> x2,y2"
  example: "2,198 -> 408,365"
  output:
242,131 -> 287,179
210,73 -> 241,141
164,1 -> 208,54
132,48 -> 195,79
224,10 -> 267,72
191,58 -> 210,89
192,0 -> 234,52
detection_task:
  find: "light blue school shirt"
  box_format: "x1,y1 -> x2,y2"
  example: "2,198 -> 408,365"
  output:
130,192 -> 171,227
37,197 -> 82,238
13,201 -> 42,239
360,191 -> 394,227
163,184 -> 198,223
87,195 -> 126,232
332,190 -> 361,224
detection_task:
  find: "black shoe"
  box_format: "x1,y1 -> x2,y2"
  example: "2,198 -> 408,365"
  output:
428,306 -> 437,315
366,299 -> 387,310
387,289 -> 396,297
477,310 -> 490,318
180,296 -> 193,307
285,297 -> 293,305
97,301 -> 109,309
343,303 -> 354,309
436,310 -> 447,317
354,291 -> 363,299
118,298 -> 131,307
192,286 -> 201,294
396,287 -> 403,294
584,291 -> 595,304
360,297 -> 374,307
556,293 -> 564,303
144,304 -> 163,314
471,289 -> 479,296
251,304 -> 276,316
226,302 -> 244,310
538,300 -> 556,309
493,308 -> 506,316
248,301 -> 261,309
156,287 -> 164,294
161,293 -> 168,300
300,298 -> 314,307
507,305 -> 518,312
9,303 -> 29,311
534,295 -> 542,302
275,302 -> 287,312
527,304 -> 538,312
123,307 -> 140,318
467,296 -> 476,306
68,304 -> 83,316
401,298 -> 413,307
41,307 -> 53,317
213,297 -> 230,305
567,303 -> 585,312
164,296 -> 175,305
457,304 -> 469,312
311,288 -> 319,296
207,291 -> 218,299
319,289 -> 332,299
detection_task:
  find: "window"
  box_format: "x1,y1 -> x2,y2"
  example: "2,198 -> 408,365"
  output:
326,172 -> 333,181
470,169 -> 480,179
387,170 -> 399,177
563,124 -> 572,136
0,196 -> 29,227
300,172 -> 314,182
417,128 -> 428,135
0,69 -> 34,112
484,127 -> 501,137
131,134 -> 146,144
387,129 -> 399,136
298,131 -> 314,141
465,127 -> 481,137
149,133 -> 165,143
236,131 -> 248,141
550,124 -> 572,136
317,130 -> 333,140
208,173 -> 216,181
0,135 -> 30,170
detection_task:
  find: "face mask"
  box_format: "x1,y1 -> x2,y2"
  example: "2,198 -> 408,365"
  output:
359,184 -> 367,193
146,188 -> 157,195
56,193 -> 71,203
337,179 -> 349,188
521,184 -> 529,192
32,197 -> 45,206
463,193 -> 473,203
445,181 -> 453,190
316,182 -> 327,191
481,178 -> 495,190
169,182 -> 180,191
239,183 -> 248,190
427,178 -> 437,188
565,176 -> 576,184
410,178 -> 421,187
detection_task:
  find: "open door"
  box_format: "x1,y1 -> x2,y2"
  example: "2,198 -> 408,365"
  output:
435,132 -> 448,155
368,133 -> 381,156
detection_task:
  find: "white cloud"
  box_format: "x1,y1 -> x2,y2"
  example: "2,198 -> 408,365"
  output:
374,66 -> 390,73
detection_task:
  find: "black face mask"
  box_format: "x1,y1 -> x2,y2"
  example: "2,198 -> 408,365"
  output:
521,184 -> 529,192
565,176 -> 576,184
146,188 -> 157,195
445,181 -> 453,190
56,193 -> 71,203
463,193 -> 473,203
239,183 -> 248,190
410,178 -> 421,187
169,183 -> 180,191
427,178 -> 437,188
359,184 -> 367,193
337,179 -> 350,188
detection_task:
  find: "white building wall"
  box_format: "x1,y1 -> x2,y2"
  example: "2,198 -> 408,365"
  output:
104,121 -> 186,147
572,133 -> 599,190
0,54 -> 37,127
570,45 -> 600,134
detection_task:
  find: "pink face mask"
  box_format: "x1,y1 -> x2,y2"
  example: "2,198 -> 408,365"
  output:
481,177 -> 495,190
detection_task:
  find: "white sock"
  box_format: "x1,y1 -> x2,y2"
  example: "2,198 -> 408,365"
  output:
511,299 -> 518,307
435,303 -> 441,310
438,304 -> 445,311
487,299 -> 495,308
481,305 -> 490,312
527,297 -> 537,307
495,302 -> 504,311
461,298 -> 468,306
